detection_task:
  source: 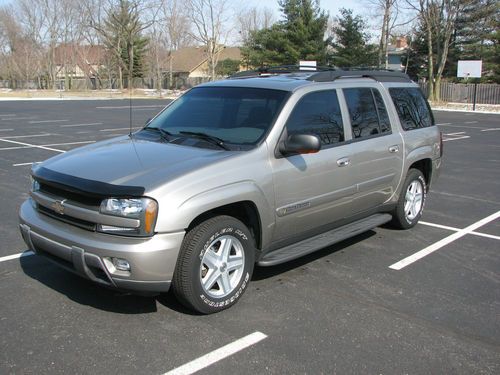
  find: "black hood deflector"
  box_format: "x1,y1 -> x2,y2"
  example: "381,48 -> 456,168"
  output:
32,166 -> 145,198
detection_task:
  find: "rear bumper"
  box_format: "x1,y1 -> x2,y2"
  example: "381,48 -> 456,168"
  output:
19,200 -> 185,293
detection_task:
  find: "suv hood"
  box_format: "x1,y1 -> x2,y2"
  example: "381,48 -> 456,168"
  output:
34,136 -> 233,195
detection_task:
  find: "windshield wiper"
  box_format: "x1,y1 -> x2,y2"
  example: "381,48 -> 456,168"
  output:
145,127 -> 172,142
179,131 -> 230,150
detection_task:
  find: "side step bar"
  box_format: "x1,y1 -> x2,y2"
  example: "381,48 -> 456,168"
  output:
258,213 -> 392,266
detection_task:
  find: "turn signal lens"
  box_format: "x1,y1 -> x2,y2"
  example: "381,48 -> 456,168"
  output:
144,200 -> 158,234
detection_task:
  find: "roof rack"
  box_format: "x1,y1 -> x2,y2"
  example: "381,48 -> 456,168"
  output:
229,65 -> 411,83
307,70 -> 411,83
229,65 -> 335,79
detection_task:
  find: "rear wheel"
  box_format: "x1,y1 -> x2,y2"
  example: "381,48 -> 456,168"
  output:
172,215 -> 255,314
391,169 -> 426,229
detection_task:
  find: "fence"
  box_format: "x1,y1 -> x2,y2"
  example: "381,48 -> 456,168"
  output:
0,75 -> 216,91
419,81 -> 500,105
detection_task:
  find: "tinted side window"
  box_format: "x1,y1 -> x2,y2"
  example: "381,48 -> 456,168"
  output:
389,87 -> 435,130
344,88 -> 391,139
373,89 -> 391,133
286,90 -> 344,146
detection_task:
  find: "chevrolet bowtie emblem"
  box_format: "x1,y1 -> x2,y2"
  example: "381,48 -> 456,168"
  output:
52,199 -> 66,215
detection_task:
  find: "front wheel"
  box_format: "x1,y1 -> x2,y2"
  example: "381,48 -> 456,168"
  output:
391,169 -> 426,229
172,215 -> 255,314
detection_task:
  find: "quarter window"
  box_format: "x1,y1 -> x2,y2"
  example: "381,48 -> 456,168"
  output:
286,90 -> 344,146
343,88 -> 391,139
389,87 -> 435,130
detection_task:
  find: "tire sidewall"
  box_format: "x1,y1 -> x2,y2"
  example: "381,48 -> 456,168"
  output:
190,218 -> 255,313
399,170 -> 426,228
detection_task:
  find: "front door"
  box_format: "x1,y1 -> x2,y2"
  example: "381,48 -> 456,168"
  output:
270,89 -> 357,242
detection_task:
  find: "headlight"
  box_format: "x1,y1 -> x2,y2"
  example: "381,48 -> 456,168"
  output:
98,197 -> 158,236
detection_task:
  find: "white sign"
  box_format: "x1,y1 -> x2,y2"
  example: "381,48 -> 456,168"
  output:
299,60 -> 317,70
457,60 -> 482,78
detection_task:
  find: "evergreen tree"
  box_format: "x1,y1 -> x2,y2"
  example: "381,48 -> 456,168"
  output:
241,0 -> 328,67
329,9 -> 377,68
101,0 -> 149,88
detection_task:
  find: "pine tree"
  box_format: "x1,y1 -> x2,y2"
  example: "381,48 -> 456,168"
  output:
101,0 -> 149,89
329,9 -> 377,68
241,0 -> 328,67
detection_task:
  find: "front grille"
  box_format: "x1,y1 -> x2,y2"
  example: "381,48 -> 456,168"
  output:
38,205 -> 96,231
39,183 -> 101,207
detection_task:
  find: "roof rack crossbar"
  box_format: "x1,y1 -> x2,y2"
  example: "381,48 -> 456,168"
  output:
229,66 -> 412,83
306,70 -> 411,83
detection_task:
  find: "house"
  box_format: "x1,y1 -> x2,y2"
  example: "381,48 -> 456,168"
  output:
386,37 -> 408,71
166,46 -> 242,78
54,44 -> 107,88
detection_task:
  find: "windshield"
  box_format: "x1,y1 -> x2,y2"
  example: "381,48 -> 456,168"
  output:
146,87 -> 288,147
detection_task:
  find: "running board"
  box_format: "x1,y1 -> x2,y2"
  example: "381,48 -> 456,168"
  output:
258,213 -> 392,266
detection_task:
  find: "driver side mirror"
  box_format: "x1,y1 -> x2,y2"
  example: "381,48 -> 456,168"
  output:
279,134 -> 321,156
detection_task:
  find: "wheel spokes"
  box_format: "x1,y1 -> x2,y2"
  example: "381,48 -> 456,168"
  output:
227,255 -> 244,272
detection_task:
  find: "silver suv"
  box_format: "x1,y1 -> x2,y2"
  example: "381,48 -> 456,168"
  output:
19,69 -> 442,313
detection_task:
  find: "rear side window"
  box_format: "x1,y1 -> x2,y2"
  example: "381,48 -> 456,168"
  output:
286,90 -> 344,146
389,87 -> 435,130
343,88 -> 391,139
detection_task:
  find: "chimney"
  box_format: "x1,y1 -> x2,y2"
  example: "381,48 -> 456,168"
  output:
396,36 -> 408,49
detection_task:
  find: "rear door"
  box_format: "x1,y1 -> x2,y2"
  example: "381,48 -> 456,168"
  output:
341,86 -> 404,214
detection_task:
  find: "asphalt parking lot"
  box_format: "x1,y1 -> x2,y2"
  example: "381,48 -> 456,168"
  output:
0,99 -> 499,374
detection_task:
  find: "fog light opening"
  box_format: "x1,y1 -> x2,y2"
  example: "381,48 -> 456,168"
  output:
112,258 -> 131,271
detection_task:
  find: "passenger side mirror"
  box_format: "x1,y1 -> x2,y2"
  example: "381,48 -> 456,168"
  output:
279,134 -> 321,156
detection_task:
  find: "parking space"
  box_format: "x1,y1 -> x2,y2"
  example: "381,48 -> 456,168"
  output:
0,101 -> 499,374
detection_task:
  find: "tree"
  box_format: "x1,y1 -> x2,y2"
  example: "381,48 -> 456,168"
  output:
241,0 -> 328,67
187,0 -> 230,81
93,0 -> 149,89
215,58 -> 240,76
329,8 -> 378,68
405,0 -> 462,101
237,6 -> 275,44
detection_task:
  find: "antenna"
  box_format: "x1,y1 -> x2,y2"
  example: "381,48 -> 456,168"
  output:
129,36 -> 134,138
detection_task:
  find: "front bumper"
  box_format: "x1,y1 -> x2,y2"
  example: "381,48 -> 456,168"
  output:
19,200 -> 185,293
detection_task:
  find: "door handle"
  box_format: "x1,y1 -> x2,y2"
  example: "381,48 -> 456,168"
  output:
337,157 -> 350,167
389,145 -> 399,153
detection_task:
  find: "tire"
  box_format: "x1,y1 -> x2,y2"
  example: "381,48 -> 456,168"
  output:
172,215 -> 255,314
390,169 -> 427,229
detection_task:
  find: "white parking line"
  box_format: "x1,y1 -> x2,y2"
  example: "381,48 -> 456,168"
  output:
435,123 -> 451,126
0,134 -> 52,139
0,137 -> 65,153
0,140 -> 95,151
164,332 -> 267,375
419,221 -> 500,241
96,105 -> 164,109
390,211 -> 500,270
481,128 -> 500,132
29,119 -> 68,124
99,127 -> 141,132
0,250 -> 34,263
0,128 -> 13,132
13,162 -> 42,166
444,132 -> 465,135
465,121 -> 478,124
0,114 -> 15,117
437,124 -> 486,129
1,117 -> 36,121
60,122 -> 103,128
443,136 -> 470,142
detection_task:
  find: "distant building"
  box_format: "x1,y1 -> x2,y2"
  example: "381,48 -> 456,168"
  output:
167,46 -> 242,78
387,37 -> 408,71
54,44 -> 107,88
